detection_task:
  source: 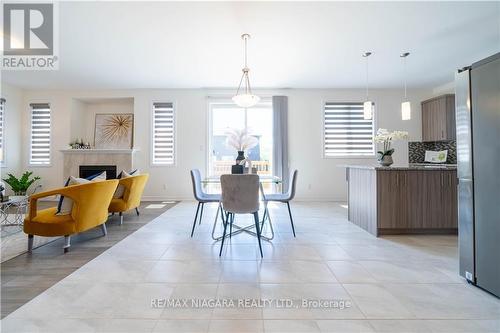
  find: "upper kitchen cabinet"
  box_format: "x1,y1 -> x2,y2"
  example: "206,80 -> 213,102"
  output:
421,94 -> 456,141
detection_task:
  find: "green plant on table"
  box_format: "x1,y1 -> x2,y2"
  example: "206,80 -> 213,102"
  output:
2,171 -> 41,196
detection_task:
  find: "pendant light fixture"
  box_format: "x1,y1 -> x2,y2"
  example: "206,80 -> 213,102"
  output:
400,52 -> 411,120
362,52 -> 373,120
232,34 -> 260,108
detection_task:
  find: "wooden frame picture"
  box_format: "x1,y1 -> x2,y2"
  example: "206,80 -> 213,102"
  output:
94,113 -> 134,149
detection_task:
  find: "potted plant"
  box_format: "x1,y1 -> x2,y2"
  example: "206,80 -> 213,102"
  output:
225,128 -> 258,163
2,171 -> 41,198
374,128 -> 409,166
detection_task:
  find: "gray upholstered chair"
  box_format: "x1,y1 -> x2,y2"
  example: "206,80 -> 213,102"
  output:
263,169 -> 298,237
190,169 -> 221,237
219,174 -> 263,258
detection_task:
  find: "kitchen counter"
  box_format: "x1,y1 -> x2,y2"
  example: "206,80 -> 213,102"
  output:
344,165 -> 458,236
341,163 -> 457,171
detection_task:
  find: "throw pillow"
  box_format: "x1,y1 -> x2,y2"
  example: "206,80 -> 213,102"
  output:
56,171 -> 106,215
113,170 -> 140,199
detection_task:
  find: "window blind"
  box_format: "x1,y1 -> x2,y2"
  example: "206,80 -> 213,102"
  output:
30,103 -> 51,165
323,102 -> 374,157
152,102 -> 175,165
0,99 -> 5,163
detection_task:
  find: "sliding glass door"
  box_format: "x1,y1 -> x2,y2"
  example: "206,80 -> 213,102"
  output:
208,100 -> 273,177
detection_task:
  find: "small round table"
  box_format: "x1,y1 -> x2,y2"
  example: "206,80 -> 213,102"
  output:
1,196 -> 29,234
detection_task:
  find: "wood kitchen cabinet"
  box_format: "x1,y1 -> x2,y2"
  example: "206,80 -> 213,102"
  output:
421,94 -> 456,141
347,166 -> 458,236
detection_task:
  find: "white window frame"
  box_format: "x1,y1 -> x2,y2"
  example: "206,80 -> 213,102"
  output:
206,97 -> 273,177
322,100 -> 376,158
150,101 -> 176,167
0,98 -> 5,167
28,102 -> 52,167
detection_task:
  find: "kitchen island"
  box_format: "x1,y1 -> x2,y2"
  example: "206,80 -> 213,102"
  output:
344,164 -> 458,236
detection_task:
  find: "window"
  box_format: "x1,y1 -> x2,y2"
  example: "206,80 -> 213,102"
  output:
0,98 -> 4,164
208,100 -> 273,176
323,102 -> 374,157
152,102 -> 175,165
29,103 -> 51,165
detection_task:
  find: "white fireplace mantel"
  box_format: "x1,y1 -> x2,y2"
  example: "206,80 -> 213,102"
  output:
59,149 -> 139,154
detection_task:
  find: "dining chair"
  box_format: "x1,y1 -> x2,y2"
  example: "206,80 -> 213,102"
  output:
219,174 -> 263,258
263,169 -> 298,237
190,169 -> 221,237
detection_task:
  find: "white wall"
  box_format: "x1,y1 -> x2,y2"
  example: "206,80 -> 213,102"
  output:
0,83 -> 24,194
15,87 -> 433,201
70,98 -> 135,145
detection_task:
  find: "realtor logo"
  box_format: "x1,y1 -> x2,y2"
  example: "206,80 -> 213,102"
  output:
2,2 -> 59,70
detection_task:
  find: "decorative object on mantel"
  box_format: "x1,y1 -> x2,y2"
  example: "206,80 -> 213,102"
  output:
2,171 -> 41,197
69,138 -> 92,149
94,113 -> 134,149
374,128 -> 409,166
232,33 -> 260,108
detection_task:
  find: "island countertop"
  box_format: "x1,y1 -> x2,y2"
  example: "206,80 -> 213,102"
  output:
341,163 -> 457,171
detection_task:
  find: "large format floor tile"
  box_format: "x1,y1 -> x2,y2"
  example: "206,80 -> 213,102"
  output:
1,201 -> 499,333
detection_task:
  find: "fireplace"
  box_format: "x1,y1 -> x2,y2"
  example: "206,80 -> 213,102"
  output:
79,165 -> 117,179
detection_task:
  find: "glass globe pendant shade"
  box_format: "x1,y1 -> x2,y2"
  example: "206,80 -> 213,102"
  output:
363,101 -> 373,120
232,93 -> 260,108
401,101 -> 411,120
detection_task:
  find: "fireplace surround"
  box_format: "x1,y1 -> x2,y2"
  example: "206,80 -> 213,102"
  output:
60,149 -> 137,182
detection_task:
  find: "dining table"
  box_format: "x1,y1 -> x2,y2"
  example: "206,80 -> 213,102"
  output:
201,175 -> 282,242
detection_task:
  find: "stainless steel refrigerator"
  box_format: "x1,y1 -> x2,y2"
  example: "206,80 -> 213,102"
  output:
456,52 -> 500,297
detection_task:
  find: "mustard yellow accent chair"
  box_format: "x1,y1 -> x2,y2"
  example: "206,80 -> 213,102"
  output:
24,179 -> 119,253
108,174 -> 149,225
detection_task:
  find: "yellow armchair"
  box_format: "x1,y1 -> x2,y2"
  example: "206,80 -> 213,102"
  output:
24,179 -> 119,253
108,174 -> 149,224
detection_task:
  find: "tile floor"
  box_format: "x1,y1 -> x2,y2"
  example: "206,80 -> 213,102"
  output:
1,201 -> 177,318
1,201 -> 499,332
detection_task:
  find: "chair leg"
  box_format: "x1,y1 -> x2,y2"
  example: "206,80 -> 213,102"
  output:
101,223 -> 107,236
220,205 -> 226,227
112,212 -> 115,216
219,212 -> 230,256
119,212 -> 123,225
28,235 -> 34,253
198,203 -> 204,225
191,202 -> 201,237
229,213 -> 234,238
286,202 -> 296,237
261,206 -> 267,230
63,235 -> 71,253
253,212 -> 263,258
135,207 -> 140,216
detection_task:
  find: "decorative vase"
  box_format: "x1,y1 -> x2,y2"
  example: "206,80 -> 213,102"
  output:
378,155 -> 394,167
236,151 -> 245,164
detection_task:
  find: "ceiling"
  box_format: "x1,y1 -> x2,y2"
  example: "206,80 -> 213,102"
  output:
2,1 -> 499,90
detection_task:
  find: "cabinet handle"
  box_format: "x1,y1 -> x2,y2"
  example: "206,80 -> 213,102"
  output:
441,130 -> 444,139
440,173 -> 444,187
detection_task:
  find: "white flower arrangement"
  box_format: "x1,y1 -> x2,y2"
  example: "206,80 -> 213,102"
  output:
374,128 -> 409,158
225,128 -> 258,152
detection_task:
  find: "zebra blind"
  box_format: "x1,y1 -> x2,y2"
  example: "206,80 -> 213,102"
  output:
323,102 -> 374,157
30,103 -> 51,165
152,102 -> 175,165
0,99 -> 4,164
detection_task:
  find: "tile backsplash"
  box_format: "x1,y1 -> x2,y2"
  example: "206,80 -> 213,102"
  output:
408,140 -> 457,164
